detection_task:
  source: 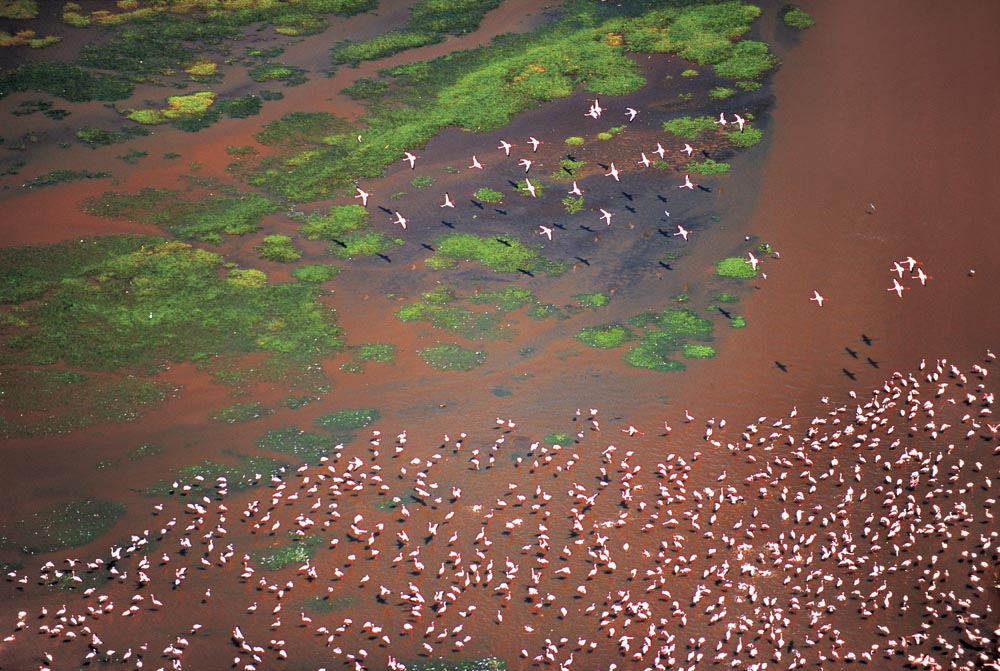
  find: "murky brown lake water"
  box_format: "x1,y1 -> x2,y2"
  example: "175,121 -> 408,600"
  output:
1,1 -> 998,669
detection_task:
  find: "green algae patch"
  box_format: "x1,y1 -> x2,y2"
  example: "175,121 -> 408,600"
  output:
146,456 -> 290,496
469,287 -> 535,312
83,183 -> 280,242
572,292 -> 609,309
428,234 -> 565,275
2,499 -> 124,554
419,343 -> 486,371
0,61 -> 133,102
248,62 -> 307,86
256,533 -> 323,570
397,302 -> 506,341
356,342 -> 396,363
781,5 -> 815,30
662,115 -> 718,140
474,187 -> 504,204
716,256 -> 758,279
544,433 -> 572,446
403,657 -> 506,671
315,408 -> 380,444
625,307 -> 714,372
212,401 -> 272,424
23,169 -> 111,188
256,234 -> 301,263
299,204 -> 370,240
123,91 -> 217,125
730,315 -> 747,328
292,265 -> 341,283
726,126 -> 763,148
331,231 -> 402,259
575,324 -> 633,349
683,343 -> 716,359
0,368 -> 173,437
688,158 -> 730,175
0,237 -> 343,374
259,426 -> 332,461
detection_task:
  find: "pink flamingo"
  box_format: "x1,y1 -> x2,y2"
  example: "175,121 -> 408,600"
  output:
679,174 -> 696,189
810,290 -> 825,307
599,209 -> 613,226
403,151 -> 418,169
354,187 -> 370,207
674,225 -> 690,241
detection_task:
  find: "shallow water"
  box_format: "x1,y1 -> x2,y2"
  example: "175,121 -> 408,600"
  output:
1,1 -> 998,669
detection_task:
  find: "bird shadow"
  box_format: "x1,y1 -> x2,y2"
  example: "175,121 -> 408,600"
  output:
441,220 -> 456,229
621,191 -> 634,201
376,253 -> 392,263
775,361 -> 789,373
842,368 -> 856,380
573,256 -> 591,267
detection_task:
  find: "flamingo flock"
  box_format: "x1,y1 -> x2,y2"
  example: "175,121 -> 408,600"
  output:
2,353 -> 998,671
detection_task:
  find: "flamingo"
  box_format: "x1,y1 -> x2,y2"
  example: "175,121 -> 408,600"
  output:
599,209 -> 613,226
441,193 -> 455,208
527,137 -> 542,152
354,187 -> 370,207
538,225 -> 553,240
715,112 -> 727,126
674,225 -> 690,241
394,211 -> 408,229
606,163 -> 620,181
901,256 -> 922,271
568,181 -> 584,196
810,290 -> 826,307
625,107 -> 638,122
523,178 -> 537,198
638,153 -> 651,168
518,158 -> 533,173
682,143 -> 694,156
888,278 -> 908,297
403,151 -> 418,169
913,267 -> 930,285
733,114 -> 746,132
654,143 -> 666,159
747,251 -> 760,271
469,155 -> 483,170
497,140 -> 513,156
679,174 -> 696,189
890,261 -> 906,278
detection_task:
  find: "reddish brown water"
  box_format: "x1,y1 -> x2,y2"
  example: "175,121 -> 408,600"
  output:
1,1 -> 999,669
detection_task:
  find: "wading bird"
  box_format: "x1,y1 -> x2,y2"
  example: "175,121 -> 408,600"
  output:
599,209 -> 613,226
810,290 -> 826,307
354,187 -> 370,207
403,151 -> 418,169
680,174 -> 696,189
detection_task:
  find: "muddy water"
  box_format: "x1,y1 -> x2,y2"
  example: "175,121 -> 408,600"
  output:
1,1 -> 999,669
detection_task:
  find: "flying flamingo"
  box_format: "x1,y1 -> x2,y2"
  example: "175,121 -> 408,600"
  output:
733,114 -> 746,132
638,153 -> 651,168
568,181 -> 584,196
394,211 -> 408,229
715,112 -> 727,126
673,225 -> 690,241
469,155 -> 483,169
625,107 -> 638,121
890,261 -> 906,278
682,143 -> 694,156
599,209 -> 613,226
605,163 -> 620,181
538,225 -> 553,240
901,256 -> 922,271
441,193 -> 455,208
679,174 -> 696,189
403,151 -> 418,169
354,187 -> 370,207
654,143 -> 666,159
518,158 -> 533,173
747,251 -> 760,271
888,278 -> 908,297
913,267 -> 930,285
810,290 -> 825,307
527,137 -> 542,152
497,140 -> 513,156
523,178 -> 537,198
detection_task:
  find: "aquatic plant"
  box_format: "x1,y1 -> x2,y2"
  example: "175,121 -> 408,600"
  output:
474,187 -> 504,204
2,499 -> 124,553
412,175 -> 435,189
731,315 -> 747,328
248,63 -> 307,85
0,61 -> 133,102
573,292 -> 610,309
331,231 -> 402,259
428,234 -> 566,275
688,158 -> 731,175
544,433 -> 572,446
715,256 -> 758,279
256,534 -> 323,570
726,126 -> 763,148
128,443 -> 162,461
256,235 -> 302,263
402,657 -> 506,671
212,401 -> 272,424
564,136 -> 585,146
145,456 -> 290,496
468,286 -> 535,312
22,169 -> 111,188
709,86 -> 736,100
299,204 -> 370,241
576,324 -> 633,349
562,195 -> 584,214
624,307 -> 715,372
259,426 -> 332,461
714,293 -> 740,303
396,302 -> 505,341
419,343 -> 486,371
117,148 -> 147,164
683,343 -> 716,358
0,0 -> 38,20
781,5 -> 815,29
681,69 -> 699,77
356,342 -> 396,363
315,408 -> 381,436
291,265 -> 341,282
662,116 -> 717,139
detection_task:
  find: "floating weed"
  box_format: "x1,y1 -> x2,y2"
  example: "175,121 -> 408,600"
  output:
419,343 -> 486,371
625,307 -> 714,372
314,408 -> 380,445
715,292 -> 740,303
781,4 -> 815,30
661,115 -> 718,139
284,395 -> 321,410
299,204 -> 370,241
75,125 -> 149,148
468,286 -> 535,312
564,136 -> 585,146
688,158 -> 730,175
572,292 -> 609,309
731,315 -> 747,328
529,303 -> 565,320
411,175 -> 435,189
331,231 -> 403,259
248,63 -> 307,86
726,126 -> 763,148
544,432 -> 572,446
397,302 -> 505,341
709,86 -> 736,100
22,169 -> 111,188
212,401 -> 272,424
562,195 -> 584,214
2,499 -> 125,554
715,256 -> 758,279
356,342 -> 396,363
128,442 -> 163,461
474,187 -> 503,204
575,323 -> 633,349
259,426 -> 332,461
291,264 -> 341,282
428,233 -> 565,275
402,657 -> 507,671
116,148 -> 147,164
146,456 -> 290,497
256,234 -> 302,263
255,533 -> 323,570
683,343 -> 716,359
